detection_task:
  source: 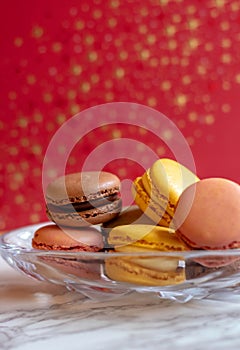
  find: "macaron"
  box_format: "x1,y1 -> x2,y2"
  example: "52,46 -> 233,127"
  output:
105,254 -> 186,286
132,158 -> 199,228
105,224 -> 188,286
175,178 -> 240,250
32,224 -> 104,251
46,171 -> 122,227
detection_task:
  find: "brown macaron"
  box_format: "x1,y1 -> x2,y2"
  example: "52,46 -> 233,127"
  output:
45,171 -> 122,227
32,224 -> 104,281
32,224 -> 104,251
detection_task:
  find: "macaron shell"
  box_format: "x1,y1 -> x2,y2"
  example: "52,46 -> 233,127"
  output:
46,171 -> 121,205
108,224 -> 189,251
175,178 -> 240,249
32,224 -> 104,251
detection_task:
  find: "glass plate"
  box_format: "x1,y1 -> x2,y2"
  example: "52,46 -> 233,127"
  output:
1,222 -> 240,303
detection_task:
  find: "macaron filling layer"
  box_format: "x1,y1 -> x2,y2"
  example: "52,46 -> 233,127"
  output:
47,193 -> 120,213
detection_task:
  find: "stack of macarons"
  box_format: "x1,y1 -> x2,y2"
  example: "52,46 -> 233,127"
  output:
32,158 -> 240,287
32,171 -> 122,253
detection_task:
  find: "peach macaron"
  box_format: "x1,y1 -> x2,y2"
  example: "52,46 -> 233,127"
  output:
175,178 -> 240,250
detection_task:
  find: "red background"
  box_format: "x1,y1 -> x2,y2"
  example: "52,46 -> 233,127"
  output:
0,0 -> 239,230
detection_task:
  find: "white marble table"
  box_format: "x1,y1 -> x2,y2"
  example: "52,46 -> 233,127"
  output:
1,256 -> 240,350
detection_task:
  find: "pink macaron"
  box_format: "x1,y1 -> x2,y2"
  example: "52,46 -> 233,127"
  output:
175,178 -> 240,250
32,224 -> 104,251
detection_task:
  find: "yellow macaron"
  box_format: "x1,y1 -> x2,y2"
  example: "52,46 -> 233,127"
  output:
132,158 -> 199,228
105,224 -> 188,286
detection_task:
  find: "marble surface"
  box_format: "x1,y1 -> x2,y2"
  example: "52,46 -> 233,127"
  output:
1,256 -> 240,350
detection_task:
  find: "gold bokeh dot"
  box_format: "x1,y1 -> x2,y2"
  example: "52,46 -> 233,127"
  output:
75,20 -> 85,30
165,25 -> 176,36
231,2 -> 240,11
119,50 -> 128,60
105,80 -> 113,89
221,38 -> 231,48
52,42 -> 63,53
108,18 -> 117,28
205,114 -> 215,125
67,90 -> 77,99
112,129 -> 122,138
56,113 -> 66,124
29,213 -> 40,223
115,67 -> 125,79
90,73 -> 100,84
17,117 -> 28,128
85,34 -> 95,45
221,53 -> 232,63
197,65 -> 207,75
9,147 -> 19,156
13,172 -> 24,183
43,93 -> 53,103
32,25 -> 44,38
33,112 -> 43,123
7,163 -> 16,172
220,21 -> 230,31
81,82 -> 91,93
162,129 -> 173,141
140,7 -> 149,16
147,97 -> 157,107
32,144 -> 42,156
110,0 -> 120,8
93,9 -> 102,19
222,81 -> 231,90
15,194 -> 25,205
140,49 -> 150,60
20,137 -> 30,147
70,104 -> 81,114
147,34 -> 156,45
188,38 -> 199,49
71,64 -> 82,75
235,73 -> 240,83
161,80 -> 171,91
187,136 -> 194,146
14,37 -> 23,47
33,203 -> 42,211
160,0 -> 170,5
187,5 -> 197,14
205,42 -> 214,51
27,74 -> 36,85
118,168 -> 127,177
88,51 -> 98,62
105,91 -> 115,101
222,104 -> 231,113
68,156 -> 76,165
160,56 -> 170,65
157,146 -> 166,156
188,112 -> 197,122
188,19 -> 199,30
168,39 -> 177,50
138,24 -> 148,34
172,14 -> 181,23
175,94 -> 187,107
182,75 -> 191,85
